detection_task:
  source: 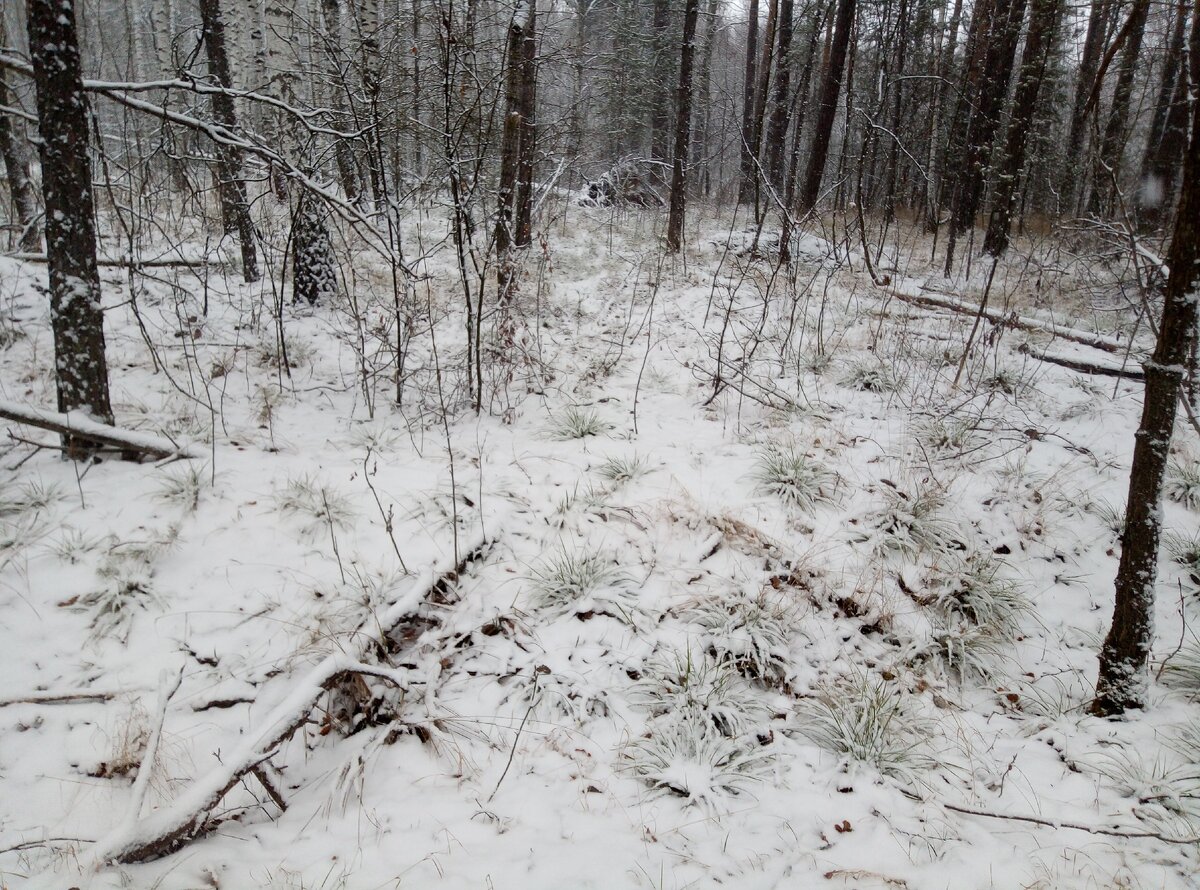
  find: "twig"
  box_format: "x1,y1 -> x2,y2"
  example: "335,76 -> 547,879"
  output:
487,671 -> 541,803
942,801 -> 1200,844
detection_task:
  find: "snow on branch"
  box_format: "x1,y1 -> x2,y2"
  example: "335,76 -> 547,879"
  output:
89,533 -> 496,865
0,400 -> 195,460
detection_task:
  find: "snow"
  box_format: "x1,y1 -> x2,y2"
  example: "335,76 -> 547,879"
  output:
1,206 -> 1199,890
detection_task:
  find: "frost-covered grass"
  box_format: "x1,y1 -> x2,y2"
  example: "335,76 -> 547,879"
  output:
549,405 -> 609,440
1166,454 -> 1200,511
750,445 -> 838,513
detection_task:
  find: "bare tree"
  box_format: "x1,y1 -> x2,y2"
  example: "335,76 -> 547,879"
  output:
1093,5 -> 1200,717
667,0 -> 702,251
27,0 -> 114,454
0,15 -> 39,253
198,0 -> 260,283
797,0 -> 855,214
983,0 -> 1063,256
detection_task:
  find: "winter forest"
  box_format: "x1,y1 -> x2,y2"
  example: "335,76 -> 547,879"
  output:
0,0 -> 1199,885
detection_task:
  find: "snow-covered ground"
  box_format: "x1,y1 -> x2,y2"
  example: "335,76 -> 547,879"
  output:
2,204 -> 1198,889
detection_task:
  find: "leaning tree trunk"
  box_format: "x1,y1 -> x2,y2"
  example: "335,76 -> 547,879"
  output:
27,0 -> 114,455
515,0 -> 538,248
0,17 -> 40,253
983,0 -> 1063,256
1063,0 -> 1116,212
666,0 -> 701,252
1089,0 -> 1150,217
1093,4 -> 1200,717
797,0 -> 855,214
198,0 -> 260,283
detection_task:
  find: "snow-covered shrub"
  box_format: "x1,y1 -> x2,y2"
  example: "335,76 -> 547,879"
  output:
0,478 -> 61,518
623,713 -> 775,807
1165,455 -> 1200,511
930,553 -> 1029,637
917,616 -> 1006,683
864,483 -> 960,557
595,454 -> 650,485
687,588 -> 794,683
630,650 -> 767,737
549,405 -> 609,440
526,547 -> 636,617
155,463 -> 211,513
796,671 -> 929,778
1167,531 -> 1200,588
1159,641 -> 1200,699
275,474 -> 356,537
839,358 -> 899,393
751,445 -> 838,513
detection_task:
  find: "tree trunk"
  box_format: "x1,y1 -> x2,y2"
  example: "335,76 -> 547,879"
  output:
0,83 -> 40,253
1064,0 -> 1117,210
495,3 -> 527,295
1089,0 -> 1149,217
923,0 -> 963,232
27,0 -> 114,455
650,0 -> 673,161
691,0 -> 721,197
1135,0 -> 1188,226
764,0 -> 795,190
320,0 -> 361,202
292,188 -> 338,306
666,0 -> 702,252
797,0 -> 855,214
983,0 -> 1063,256
515,0 -> 538,248
198,0 -> 260,283
942,0 -> 1027,275
737,0 -> 761,203
1093,4 -> 1200,716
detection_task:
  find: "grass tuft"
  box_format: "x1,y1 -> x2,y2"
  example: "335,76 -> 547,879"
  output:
549,405 -> 609,440
751,446 -> 837,513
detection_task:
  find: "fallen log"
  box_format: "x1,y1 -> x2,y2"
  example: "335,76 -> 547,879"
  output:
889,287 -> 1133,354
0,400 -> 193,461
1016,342 -> 1145,380
89,533 -> 495,865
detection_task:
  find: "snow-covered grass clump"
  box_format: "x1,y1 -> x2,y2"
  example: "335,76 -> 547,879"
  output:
751,445 -> 837,513
526,546 -> 636,617
1166,453 -> 1200,511
549,404 -> 609,440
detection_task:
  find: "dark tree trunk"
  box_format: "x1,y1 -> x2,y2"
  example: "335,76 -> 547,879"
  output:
515,0 -> 538,248
924,0 -> 963,232
1093,4 -> 1200,717
666,0 -> 702,251
764,0 -> 795,190
1136,0 -> 1188,226
691,0 -> 721,198
1089,0 -> 1149,216
797,0 -> 855,213
0,17 -> 40,253
27,0 -> 114,454
942,0 -> 1027,275
737,0 -> 761,203
983,0 -> 1063,256
1064,0 -> 1116,204
198,0 -> 260,283
747,0 -> 779,209
651,0 -> 673,161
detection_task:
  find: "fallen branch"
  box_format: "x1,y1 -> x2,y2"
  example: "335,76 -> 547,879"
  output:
1017,343 -> 1144,380
0,690 -> 130,708
90,533 -> 496,865
943,801 -> 1200,845
0,400 -> 194,461
889,287 -> 1133,354
8,253 -> 209,269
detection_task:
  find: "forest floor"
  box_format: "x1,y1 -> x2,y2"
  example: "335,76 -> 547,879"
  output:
1,202 -> 1199,889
